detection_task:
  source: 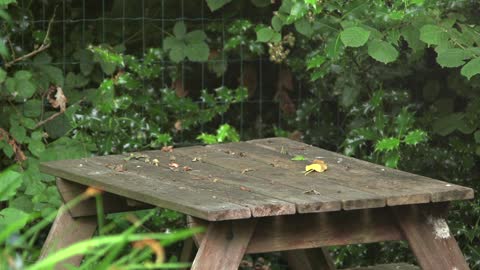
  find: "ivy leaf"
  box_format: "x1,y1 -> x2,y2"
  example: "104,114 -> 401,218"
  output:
0,169 -> 22,201
367,40 -> 399,64
206,0 -> 232,11
436,48 -> 467,68
420,24 -> 448,46
404,130 -> 428,145
375,137 -> 400,152
461,58 -> 480,80
340,27 -> 370,48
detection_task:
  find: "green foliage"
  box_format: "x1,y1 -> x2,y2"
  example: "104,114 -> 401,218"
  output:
197,124 -> 240,144
163,21 -> 210,62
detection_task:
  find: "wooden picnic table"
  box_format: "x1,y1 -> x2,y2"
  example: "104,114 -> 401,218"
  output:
39,137 -> 474,270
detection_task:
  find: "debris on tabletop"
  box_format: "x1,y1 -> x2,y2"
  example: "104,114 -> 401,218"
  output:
161,145 -> 174,152
241,168 -> 254,174
304,189 -> 321,195
304,159 -> 328,175
291,155 -> 306,161
106,163 -> 127,172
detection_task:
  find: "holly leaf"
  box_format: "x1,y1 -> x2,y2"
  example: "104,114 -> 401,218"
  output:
367,40 -> 399,64
461,57 -> 480,80
375,138 -> 400,152
340,27 -> 370,48
404,130 -> 428,145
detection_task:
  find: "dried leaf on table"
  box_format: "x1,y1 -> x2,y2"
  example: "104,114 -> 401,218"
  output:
183,166 -> 192,171
47,86 -> 68,112
241,168 -> 254,174
240,186 -> 251,192
161,145 -> 174,153
169,162 -> 179,168
304,189 -> 321,195
304,159 -> 328,175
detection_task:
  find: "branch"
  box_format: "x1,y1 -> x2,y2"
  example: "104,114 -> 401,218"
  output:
34,111 -> 64,129
4,6 -> 57,68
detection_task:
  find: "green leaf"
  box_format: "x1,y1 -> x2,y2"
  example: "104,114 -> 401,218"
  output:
256,27 -> 276,42
169,44 -> 186,63
395,108 -> 414,137
461,58 -> 480,80
404,130 -> 428,145
0,169 -> 22,201
401,26 -> 424,52
197,133 -> 217,144
340,27 -> 370,48
367,40 -> 399,64
436,48 -> 467,68
475,130 -> 480,143
173,21 -> 187,38
16,79 -> 36,99
251,0 -> 271,7
307,54 -> 326,70
185,30 -> 207,42
185,42 -> 210,62
432,113 -> 465,136
23,99 -> 42,118
0,0 -> 16,7
294,18 -> 313,37
291,155 -> 306,161
0,68 -> 6,83
29,140 -> 45,157
375,137 -> 400,152
206,0 -> 232,11
10,125 -> 27,143
0,208 -> 29,238
384,151 -> 400,168
420,24 -> 448,46
42,65 -> 64,86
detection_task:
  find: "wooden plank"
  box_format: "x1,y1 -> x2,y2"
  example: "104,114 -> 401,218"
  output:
178,145 -> 385,211
248,138 -> 474,204
189,209 -> 403,254
285,248 -> 336,270
392,204 -> 470,270
56,178 -> 152,217
39,205 -> 97,270
41,159 -> 251,221
99,153 -> 296,218
345,264 -> 419,270
191,219 -> 257,270
172,147 -> 342,213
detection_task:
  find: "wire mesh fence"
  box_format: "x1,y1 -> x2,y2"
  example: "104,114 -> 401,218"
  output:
16,0 -> 310,146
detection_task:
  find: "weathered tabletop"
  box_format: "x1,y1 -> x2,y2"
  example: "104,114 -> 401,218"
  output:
40,137 -> 474,221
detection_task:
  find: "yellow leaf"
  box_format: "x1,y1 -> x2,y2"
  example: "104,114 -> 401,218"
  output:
304,160 -> 327,175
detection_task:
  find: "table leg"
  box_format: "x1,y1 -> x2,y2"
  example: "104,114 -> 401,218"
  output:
285,247 -> 336,270
39,204 -> 98,270
392,205 -> 470,270
191,219 -> 257,270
